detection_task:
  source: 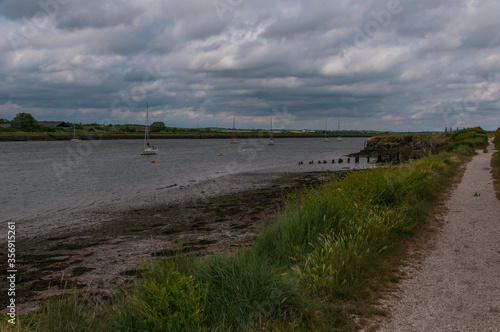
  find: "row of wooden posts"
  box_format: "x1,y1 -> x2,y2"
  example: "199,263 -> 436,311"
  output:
298,151 -> 424,165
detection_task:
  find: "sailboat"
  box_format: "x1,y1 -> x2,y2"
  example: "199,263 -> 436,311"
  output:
323,118 -> 329,142
268,117 -> 275,145
141,102 -> 158,155
336,117 -> 342,141
230,115 -> 238,144
70,119 -> 81,142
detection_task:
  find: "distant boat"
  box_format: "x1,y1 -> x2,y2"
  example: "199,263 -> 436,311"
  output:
323,118 -> 329,142
230,115 -> 238,144
336,117 -> 342,141
141,102 -> 158,155
70,119 -> 81,142
268,117 -> 275,145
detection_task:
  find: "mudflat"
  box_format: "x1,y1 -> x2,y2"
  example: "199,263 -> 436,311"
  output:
1,171 -> 333,314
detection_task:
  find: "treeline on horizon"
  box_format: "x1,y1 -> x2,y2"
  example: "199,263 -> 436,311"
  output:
0,112 -> 463,138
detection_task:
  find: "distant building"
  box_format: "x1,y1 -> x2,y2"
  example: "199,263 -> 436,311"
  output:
0,124 -> 11,128
38,121 -> 72,129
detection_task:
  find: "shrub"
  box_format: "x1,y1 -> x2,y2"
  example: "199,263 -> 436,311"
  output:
181,251 -> 302,331
447,127 -> 488,153
123,261 -> 208,332
494,128 -> 500,149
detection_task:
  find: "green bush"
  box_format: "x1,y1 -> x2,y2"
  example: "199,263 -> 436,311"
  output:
494,128 -> 500,149
11,113 -> 41,132
177,251 -> 301,331
447,127 -> 488,154
150,121 -> 167,132
123,261 -> 208,332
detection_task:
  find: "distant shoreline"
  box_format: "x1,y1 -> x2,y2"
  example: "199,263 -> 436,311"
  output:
0,133 -> 372,141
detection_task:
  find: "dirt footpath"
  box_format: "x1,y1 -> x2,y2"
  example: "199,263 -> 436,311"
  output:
378,140 -> 500,331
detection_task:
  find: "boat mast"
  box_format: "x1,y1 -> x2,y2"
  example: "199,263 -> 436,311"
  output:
231,115 -> 237,141
144,102 -> 149,149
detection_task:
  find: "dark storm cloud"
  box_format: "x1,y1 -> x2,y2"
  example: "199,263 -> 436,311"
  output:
1,0 -> 499,130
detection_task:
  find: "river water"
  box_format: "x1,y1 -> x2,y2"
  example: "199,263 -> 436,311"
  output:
0,137 -> 369,236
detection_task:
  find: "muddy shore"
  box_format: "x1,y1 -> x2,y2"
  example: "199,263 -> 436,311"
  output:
1,171 -> 338,314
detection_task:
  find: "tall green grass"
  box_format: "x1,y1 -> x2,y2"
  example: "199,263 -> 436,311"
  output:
0,290 -> 107,332
494,128 -> 500,149
254,154 -> 454,303
112,261 -> 208,331
447,127 -> 488,154
112,251 -> 303,331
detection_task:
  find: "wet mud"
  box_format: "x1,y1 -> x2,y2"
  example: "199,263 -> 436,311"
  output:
1,171 -> 340,314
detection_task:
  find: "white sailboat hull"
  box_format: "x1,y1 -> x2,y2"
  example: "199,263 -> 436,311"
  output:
141,147 -> 158,155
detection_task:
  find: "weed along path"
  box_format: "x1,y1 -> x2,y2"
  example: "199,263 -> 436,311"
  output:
378,140 -> 500,331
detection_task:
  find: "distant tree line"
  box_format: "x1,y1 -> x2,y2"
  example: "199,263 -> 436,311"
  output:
1,113 -> 171,134
11,113 -> 42,132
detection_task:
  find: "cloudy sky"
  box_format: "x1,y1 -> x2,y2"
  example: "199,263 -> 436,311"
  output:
1,0 -> 499,131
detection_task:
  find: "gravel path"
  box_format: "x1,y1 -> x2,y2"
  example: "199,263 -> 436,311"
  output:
378,140 -> 500,331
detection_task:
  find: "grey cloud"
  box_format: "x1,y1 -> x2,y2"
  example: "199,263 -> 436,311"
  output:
56,6 -> 141,31
1,0 -> 500,131
0,0 -> 42,20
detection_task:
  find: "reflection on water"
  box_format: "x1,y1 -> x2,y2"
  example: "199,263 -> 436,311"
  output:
0,137 -> 369,224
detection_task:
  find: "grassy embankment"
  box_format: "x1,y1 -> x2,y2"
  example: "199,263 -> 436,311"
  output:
0,128 -> 489,331
0,128 -> 377,141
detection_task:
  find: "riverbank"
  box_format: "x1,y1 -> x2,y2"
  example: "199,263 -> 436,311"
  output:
1,128 -> 489,330
1,171 -> 334,315
2,153 -> 461,330
0,132 -> 372,141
